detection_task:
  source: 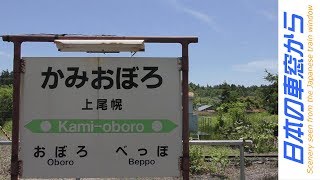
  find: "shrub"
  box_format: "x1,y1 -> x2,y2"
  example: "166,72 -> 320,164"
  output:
200,111 -> 278,153
209,147 -> 230,174
190,146 -> 209,174
0,85 -> 13,114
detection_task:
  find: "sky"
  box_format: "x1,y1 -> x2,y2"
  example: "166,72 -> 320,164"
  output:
0,0 -> 277,86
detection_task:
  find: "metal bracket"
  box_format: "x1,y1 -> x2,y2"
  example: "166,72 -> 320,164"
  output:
179,155 -> 189,170
18,160 -> 23,177
179,156 -> 183,171
20,59 -> 25,73
178,58 -> 182,71
181,57 -> 188,72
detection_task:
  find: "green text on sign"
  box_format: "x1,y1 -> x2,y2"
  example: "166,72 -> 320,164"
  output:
25,119 -> 178,133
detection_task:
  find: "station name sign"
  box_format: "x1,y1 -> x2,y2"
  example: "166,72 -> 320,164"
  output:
20,57 -> 182,178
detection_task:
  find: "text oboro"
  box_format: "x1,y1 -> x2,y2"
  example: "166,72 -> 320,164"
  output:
47,158 -> 74,166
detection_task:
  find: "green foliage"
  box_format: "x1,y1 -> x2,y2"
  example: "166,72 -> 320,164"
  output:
219,82 -> 232,104
0,70 -> 14,125
0,119 -> 12,135
189,71 -> 278,113
192,70 -> 278,153
189,146 -> 233,175
190,146 -> 209,174
199,112 -> 277,153
261,70 -> 278,114
0,85 -> 13,115
198,116 -> 219,134
246,113 -> 278,152
0,70 -> 13,86
208,147 -> 230,174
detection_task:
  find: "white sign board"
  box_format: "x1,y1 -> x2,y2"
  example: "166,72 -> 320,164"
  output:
20,57 -> 182,178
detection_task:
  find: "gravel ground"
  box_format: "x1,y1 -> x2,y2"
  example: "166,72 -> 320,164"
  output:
1,138 -> 277,180
0,136 -> 11,180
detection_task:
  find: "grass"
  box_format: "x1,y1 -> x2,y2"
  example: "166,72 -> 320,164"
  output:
189,145 -> 238,175
200,145 -> 239,156
246,112 -> 277,125
197,112 -> 278,153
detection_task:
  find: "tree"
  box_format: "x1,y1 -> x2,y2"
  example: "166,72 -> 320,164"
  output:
0,70 -> 13,86
261,70 -> 278,114
219,82 -> 231,104
0,85 -> 13,115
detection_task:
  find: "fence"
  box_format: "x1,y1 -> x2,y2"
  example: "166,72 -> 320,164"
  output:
198,116 -> 216,135
0,139 -> 252,180
190,139 -> 253,180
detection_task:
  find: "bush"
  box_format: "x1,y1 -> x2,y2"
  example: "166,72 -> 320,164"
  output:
190,146 -> 209,174
246,113 -> 277,153
209,147 -> 230,174
0,85 -> 13,114
199,111 -> 278,153
190,146 -> 232,175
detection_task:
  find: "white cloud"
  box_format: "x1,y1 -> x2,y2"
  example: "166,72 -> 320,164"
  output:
232,59 -> 277,73
167,0 -> 220,32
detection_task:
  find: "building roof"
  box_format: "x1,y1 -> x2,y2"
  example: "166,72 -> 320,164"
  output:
197,105 -> 213,111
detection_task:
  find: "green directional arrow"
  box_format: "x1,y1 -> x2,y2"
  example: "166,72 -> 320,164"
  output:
25,119 -> 178,134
